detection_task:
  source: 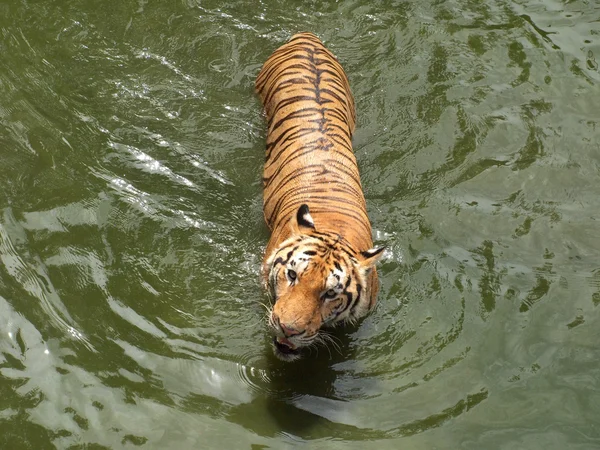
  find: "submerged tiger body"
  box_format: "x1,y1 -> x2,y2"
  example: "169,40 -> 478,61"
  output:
255,32 -> 383,361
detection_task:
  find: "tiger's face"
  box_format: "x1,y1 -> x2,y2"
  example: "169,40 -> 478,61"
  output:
264,205 -> 383,361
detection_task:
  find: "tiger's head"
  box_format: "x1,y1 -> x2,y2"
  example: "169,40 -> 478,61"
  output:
264,204 -> 384,361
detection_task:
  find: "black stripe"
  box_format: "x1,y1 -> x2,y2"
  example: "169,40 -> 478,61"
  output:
349,284 -> 363,316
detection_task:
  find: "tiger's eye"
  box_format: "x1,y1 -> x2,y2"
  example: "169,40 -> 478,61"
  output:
287,269 -> 297,281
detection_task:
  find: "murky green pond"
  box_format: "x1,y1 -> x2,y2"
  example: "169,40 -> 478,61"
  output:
1,0 -> 599,448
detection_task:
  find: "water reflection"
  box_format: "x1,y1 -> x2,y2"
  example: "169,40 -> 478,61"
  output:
229,330 -> 359,438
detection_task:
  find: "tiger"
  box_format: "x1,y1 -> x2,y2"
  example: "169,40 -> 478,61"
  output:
255,32 -> 384,361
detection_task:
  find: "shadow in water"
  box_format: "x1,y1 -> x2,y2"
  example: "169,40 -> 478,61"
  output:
228,327 -> 354,438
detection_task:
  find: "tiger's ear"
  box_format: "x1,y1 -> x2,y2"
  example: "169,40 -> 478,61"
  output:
290,204 -> 315,235
359,246 -> 385,270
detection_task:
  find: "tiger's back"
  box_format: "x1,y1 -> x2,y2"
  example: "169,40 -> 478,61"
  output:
255,33 -> 383,361
256,32 -> 372,256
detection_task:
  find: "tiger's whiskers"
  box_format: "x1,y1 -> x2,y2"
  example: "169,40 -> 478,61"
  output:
318,331 -> 343,356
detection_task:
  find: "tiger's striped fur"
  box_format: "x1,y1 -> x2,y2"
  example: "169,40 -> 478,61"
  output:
255,32 -> 383,361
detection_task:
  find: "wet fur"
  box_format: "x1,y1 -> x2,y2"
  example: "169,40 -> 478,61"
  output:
255,33 -> 383,360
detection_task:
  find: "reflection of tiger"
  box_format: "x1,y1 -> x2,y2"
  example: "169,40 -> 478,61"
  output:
255,32 -> 383,361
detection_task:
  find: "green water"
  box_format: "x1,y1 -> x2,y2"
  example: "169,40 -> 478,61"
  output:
1,0 -> 599,448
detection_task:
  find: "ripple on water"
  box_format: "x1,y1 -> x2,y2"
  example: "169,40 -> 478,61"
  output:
236,358 -> 273,396
0,209 -> 94,349
1,0 -> 600,447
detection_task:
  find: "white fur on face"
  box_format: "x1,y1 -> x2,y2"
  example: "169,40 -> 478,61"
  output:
326,267 -> 346,293
287,256 -> 310,276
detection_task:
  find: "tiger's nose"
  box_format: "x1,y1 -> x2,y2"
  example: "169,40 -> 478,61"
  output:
272,313 -> 303,337
280,323 -> 302,337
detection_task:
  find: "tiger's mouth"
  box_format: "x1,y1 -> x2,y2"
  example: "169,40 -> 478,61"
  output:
272,336 -> 301,360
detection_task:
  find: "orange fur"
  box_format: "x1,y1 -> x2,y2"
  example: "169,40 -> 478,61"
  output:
255,33 -> 383,360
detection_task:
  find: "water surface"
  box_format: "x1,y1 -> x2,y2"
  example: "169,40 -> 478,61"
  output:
1,0 -> 600,448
